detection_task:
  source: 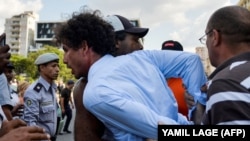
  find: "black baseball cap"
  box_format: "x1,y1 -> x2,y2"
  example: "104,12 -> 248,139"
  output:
104,15 -> 149,38
161,40 -> 183,51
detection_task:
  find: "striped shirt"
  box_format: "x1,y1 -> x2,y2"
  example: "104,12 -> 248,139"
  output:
202,52 -> 250,125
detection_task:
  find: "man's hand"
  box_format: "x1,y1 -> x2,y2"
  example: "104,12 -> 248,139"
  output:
0,119 -> 26,137
200,84 -> 207,93
1,122 -> 50,141
0,119 -> 50,141
11,104 -> 24,117
184,90 -> 195,109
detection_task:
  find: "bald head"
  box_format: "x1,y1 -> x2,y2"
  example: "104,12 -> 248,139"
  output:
207,6 -> 250,45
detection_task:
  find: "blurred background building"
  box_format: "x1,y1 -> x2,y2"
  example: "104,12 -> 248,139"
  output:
4,11 -> 38,57
31,21 -> 62,52
238,0 -> 250,9
195,47 -> 215,77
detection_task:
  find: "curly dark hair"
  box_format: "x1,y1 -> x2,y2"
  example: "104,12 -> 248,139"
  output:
55,8 -> 116,56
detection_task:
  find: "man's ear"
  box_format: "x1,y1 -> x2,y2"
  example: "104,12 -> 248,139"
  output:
39,65 -> 46,72
80,40 -> 89,54
212,29 -> 221,47
115,40 -> 121,49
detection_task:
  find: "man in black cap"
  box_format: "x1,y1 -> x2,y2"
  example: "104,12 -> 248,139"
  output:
105,15 -> 149,56
22,53 -> 60,141
162,40 -> 183,51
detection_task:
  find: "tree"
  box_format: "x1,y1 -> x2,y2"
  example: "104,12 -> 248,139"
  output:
11,45 -> 75,83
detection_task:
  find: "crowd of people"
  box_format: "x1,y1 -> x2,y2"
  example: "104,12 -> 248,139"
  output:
0,4 -> 249,141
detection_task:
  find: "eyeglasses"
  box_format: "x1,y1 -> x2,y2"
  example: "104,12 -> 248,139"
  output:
199,29 -> 213,45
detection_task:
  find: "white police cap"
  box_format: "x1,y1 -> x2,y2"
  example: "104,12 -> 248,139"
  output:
34,53 -> 59,65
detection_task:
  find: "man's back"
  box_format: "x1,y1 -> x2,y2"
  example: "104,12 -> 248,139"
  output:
73,78 -> 105,141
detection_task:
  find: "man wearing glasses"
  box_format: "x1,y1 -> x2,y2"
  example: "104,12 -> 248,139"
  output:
198,6 -> 250,125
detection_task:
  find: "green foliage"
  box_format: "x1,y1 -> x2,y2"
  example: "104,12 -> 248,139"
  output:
10,45 -> 75,82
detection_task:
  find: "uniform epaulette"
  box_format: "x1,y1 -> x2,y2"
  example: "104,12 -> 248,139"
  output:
33,83 -> 43,93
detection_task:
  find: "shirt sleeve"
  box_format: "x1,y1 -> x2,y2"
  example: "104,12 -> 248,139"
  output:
22,89 -> 40,126
155,51 -> 207,118
88,94 -> 192,139
0,74 -> 14,109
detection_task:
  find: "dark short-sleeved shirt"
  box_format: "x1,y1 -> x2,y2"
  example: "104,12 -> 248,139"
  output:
61,88 -> 71,108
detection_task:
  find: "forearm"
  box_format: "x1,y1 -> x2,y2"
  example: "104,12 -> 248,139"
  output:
182,55 -> 207,105
191,102 -> 205,124
70,97 -> 74,106
60,99 -> 65,110
2,106 -> 12,120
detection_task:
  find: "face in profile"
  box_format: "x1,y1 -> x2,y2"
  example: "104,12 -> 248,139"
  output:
116,33 -> 143,56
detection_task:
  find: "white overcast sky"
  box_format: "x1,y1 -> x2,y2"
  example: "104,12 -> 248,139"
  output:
0,0 -> 239,52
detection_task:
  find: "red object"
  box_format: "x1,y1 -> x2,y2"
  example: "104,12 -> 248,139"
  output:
167,78 -> 188,118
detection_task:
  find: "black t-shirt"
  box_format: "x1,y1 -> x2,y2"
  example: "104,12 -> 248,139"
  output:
60,88 -> 71,108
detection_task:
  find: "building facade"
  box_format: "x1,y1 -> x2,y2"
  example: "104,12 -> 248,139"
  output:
4,11 -> 38,57
4,11 -> 144,54
195,47 -> 215,77
238,0 -> 250,10
31,21 -> 62,52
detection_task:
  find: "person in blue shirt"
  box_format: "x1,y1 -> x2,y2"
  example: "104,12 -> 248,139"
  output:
55,9 -> 207,141
3,62 -> 24,119
22,53 -> 60,141
72,14 -> 149,141
0,34 -> 14,121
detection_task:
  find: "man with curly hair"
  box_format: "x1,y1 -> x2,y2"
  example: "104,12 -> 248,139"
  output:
55,9 -> 207,140
72,14 -> 149,141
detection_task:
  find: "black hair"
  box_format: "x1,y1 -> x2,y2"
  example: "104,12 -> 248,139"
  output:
55,7 -> 116,56
115,31 -> 127,42
207,6 -> 250,44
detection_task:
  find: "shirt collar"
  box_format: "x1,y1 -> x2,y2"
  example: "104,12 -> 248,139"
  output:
209,52 -> 250,79
88,54 -> 114,81
38,76 -> 57,91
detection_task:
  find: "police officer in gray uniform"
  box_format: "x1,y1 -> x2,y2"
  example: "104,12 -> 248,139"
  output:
22,53 -> 60,141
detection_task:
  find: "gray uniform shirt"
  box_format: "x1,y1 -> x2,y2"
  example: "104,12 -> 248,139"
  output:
22,76 -> 57,136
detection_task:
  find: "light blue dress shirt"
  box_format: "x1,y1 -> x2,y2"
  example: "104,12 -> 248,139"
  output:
84,50 -> 207,141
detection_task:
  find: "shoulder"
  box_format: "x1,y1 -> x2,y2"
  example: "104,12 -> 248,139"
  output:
25,82 -> 44,97
33,82 -> 44,93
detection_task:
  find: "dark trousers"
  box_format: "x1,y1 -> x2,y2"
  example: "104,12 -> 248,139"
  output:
50,136 -> 57,141
56,117 -> 61,134
50,117 -> 60,141
62,107 -> 72,131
